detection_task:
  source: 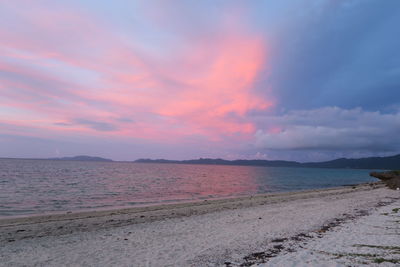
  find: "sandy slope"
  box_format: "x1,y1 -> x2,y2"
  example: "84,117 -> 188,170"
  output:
0,183 -> 398,266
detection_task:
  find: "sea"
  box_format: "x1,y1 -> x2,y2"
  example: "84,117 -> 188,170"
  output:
0,158 -> 378,217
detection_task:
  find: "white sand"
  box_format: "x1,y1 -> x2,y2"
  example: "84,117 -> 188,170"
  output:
0,183 -> 398,266
260,198 -> 400,267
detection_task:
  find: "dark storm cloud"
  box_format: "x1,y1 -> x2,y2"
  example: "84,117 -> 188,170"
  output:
254,106 -> 400,152
263,0 -> 400,111
247,0 -> 400,159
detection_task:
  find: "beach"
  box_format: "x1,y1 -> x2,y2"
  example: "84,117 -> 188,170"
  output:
1,182 -> 399,266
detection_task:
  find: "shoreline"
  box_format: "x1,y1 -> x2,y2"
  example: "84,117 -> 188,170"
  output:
0,181 -> 376,221
0,182 -> 382,224
0,182 -> 384,241
1,181 -> 398,266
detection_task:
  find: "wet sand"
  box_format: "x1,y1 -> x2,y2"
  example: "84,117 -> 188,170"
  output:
1,182 -> 399,266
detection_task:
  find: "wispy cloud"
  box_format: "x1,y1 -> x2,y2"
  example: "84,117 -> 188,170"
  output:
0,0 -> 271,144
1,0 -> 399,160
255,107 -> 400,152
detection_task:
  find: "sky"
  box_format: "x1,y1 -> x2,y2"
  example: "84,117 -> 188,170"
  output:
1,0 -> 400,162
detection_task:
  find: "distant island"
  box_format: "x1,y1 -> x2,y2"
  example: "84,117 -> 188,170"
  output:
3,154 -> 399,169
48,155 -> 113,162
135,154 -> 400,170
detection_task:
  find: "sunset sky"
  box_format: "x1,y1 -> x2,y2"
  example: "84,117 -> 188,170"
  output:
1,0 -> 400,161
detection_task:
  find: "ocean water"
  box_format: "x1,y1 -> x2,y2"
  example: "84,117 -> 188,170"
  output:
0,159 -> 377,217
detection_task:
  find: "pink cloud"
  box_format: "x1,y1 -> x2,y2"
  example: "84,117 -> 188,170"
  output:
0,1 -> 273,145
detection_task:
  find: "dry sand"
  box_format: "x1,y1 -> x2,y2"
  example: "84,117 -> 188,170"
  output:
262,201 -> 400,267
0,182 -> 399,266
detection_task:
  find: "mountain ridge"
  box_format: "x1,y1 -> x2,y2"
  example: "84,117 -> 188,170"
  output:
134,154 -> 400,169
48,155 -> 113,162
2,154 -> 399,169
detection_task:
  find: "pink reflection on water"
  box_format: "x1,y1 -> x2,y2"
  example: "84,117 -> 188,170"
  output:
2,159 -> 375,217
101,163 -> 262,205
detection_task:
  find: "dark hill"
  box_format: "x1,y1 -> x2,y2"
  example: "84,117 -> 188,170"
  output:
49,155 -> 113,162
303,154 -> 400,169
135,154 -> 400,169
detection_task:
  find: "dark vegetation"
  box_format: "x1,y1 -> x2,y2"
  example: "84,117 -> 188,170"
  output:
135,154 -> 400,170
6,154 -> 399,169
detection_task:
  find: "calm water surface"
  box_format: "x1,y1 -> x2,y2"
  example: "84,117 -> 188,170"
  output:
0,159 -> 377,217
